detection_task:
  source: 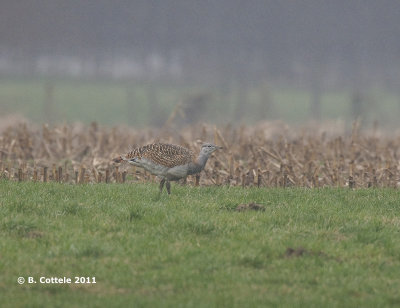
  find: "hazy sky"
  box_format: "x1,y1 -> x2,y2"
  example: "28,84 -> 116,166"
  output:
1,0 -> 399,85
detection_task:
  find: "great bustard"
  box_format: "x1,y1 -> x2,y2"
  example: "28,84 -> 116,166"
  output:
113,143 -> 222,194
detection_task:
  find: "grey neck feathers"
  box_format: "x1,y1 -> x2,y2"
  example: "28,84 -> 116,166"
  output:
187,152 -> 209,175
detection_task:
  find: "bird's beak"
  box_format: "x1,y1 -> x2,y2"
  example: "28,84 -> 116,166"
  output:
113,156 -> 123,163
218,146 -> 223,150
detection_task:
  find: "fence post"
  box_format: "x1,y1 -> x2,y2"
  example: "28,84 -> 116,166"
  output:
43,167 -> 48,182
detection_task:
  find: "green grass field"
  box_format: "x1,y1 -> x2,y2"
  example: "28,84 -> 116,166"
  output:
1,181 -> 400,307
1,77 -> 399,126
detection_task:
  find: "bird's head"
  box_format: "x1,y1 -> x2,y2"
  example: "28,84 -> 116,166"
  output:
200,143 -> 223,156
112,155 -> 124,163
112,155 -> 136,164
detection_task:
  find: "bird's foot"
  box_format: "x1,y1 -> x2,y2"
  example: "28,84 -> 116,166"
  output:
159,179 -> 165,194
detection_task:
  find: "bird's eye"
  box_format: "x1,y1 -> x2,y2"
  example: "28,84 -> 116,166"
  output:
208,145 -> 211,147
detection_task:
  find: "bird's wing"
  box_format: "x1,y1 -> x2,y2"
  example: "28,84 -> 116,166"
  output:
123,143 -> 194,168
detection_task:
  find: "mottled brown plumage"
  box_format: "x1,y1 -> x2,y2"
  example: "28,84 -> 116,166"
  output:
115,143 -> 194,168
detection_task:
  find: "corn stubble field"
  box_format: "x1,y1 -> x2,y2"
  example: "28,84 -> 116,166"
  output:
2,119 -> 400,307
1,120 -> 400,188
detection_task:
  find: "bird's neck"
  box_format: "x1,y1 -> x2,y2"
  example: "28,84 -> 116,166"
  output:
188,153 -> 209,175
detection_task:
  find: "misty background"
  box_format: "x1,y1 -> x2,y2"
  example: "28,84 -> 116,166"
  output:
1,0 -> 400,127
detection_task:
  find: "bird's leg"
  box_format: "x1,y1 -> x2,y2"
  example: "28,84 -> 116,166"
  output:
180,177 -> 187,186
166,181 -> 171,195
159,178 -> 165,194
